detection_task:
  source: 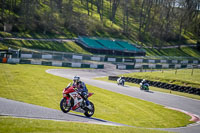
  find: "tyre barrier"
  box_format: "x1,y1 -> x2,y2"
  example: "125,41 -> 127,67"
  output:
4,58 -> 104,69
109,76 -> 200,95
20,52 -> 200,64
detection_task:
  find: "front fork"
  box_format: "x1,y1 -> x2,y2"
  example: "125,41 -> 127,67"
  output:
64,96 -> 71,106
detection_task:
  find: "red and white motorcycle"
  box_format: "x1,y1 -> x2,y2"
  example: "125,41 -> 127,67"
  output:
60,83 -> 95,117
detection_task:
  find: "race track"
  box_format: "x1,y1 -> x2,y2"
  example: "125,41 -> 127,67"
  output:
1,66 -> 200,133
46,68 -> 200,133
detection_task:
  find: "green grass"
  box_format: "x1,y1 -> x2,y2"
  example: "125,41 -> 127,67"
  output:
0,117 -> 171,133
117,69 -> 200,88
95,77 -> 200,100
145,47 -> 200,58
0,39 -> 92,54
0,64 -> 192,128
0,31 -> 75,39
1,38 -> 200,58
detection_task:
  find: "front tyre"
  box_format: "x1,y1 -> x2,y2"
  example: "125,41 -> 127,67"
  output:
60,98 -> 71,113
84,102 -> 95,117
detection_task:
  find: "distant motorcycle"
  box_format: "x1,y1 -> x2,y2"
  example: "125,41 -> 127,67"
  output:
117,78 -> 125,86
60,83 -> 95,117
140,82 -> 149,91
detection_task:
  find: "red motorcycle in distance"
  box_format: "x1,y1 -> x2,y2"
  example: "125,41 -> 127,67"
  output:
60,83 -> 95,117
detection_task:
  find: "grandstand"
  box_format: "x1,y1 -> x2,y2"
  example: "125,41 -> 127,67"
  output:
76,37 -> 145,56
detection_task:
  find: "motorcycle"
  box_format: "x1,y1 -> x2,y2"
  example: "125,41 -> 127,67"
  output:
117,78 -> 125,86
140,82 -> 149,91
60,83 -> 95,117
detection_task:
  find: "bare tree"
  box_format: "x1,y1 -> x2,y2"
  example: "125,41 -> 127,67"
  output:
122,0 -> 129,35
96,0 -> 104,21
110,0 -> 120,23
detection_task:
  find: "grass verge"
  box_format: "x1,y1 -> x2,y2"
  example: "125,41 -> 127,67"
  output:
0,117 -> 171,133
0,64 -> 192,128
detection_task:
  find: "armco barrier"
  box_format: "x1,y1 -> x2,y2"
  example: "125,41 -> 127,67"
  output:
42,61 -> 52,66
126,65 -> 134,69
7,58 -> 20,64
32,53 -> 42,59
81,64 -> 90,68
156,65 -> 162,69
97,64 -> 104,69
53,54 -> 63,60
31,60 -> 41,65
20,50 -> 200,67
62,62 -> 72,67
52,61 -> 62,67
109,76 -> 200,95
20,59 -> 31,64
116,63 -> 200,70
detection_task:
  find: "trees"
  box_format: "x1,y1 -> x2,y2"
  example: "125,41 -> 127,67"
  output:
96,0 -> 104,21
0,0 -> 199,47
109,0 -> 120,23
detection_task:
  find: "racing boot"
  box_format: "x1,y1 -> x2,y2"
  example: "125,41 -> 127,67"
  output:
86,100 -> 92,110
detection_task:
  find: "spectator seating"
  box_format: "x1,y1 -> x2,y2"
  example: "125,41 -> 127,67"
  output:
116,41 -> 140,52
97,39 -> 125,51
79,37 -> 105,49
77,36 -> 145,56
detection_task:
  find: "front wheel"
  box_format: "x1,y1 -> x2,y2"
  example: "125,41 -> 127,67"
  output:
84,102 -> 95,117
60,98 -> 72,113
140,86 -> 143,90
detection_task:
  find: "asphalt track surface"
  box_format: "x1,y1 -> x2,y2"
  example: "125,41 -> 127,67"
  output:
0,97 -> 125,126
1,65 -> 200,133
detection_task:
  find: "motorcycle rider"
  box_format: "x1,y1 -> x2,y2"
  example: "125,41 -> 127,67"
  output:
72,76 -> 91,109
117,76 -> 125,85
140,79 -> 149,89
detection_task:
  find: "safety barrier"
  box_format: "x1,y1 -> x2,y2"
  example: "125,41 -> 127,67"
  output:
20,53 -> 104,62
109,76 -> 200,95
16,49 -> 200,70
5,58 -> 104,69
116,63 -> 199,70
20,50 -> 200,66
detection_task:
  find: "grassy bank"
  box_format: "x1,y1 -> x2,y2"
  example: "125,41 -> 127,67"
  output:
95,77 -> 200,100
0,39 -> 92,54
118,69 -> 200,88
1,38 -> 200,58
0,64 -> 192,128
145,47 -> 200,58
0,117 -> 171,133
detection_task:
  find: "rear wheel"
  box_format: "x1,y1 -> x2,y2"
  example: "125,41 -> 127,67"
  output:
84,102 -> 95,117
60,98 -> 72,113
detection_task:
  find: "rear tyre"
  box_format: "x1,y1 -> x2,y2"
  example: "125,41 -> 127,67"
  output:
84,102 -> 95,117
60,98 -> 72,113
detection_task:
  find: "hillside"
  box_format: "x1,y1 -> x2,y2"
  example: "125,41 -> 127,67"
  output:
1,38 -> 200,58
0,0 -> 199,48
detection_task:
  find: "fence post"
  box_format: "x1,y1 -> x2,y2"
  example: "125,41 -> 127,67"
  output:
191,67 -> 194,76
175,69 -> 177,75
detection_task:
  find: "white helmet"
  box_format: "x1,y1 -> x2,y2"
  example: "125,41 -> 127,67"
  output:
73,76 -> 80,83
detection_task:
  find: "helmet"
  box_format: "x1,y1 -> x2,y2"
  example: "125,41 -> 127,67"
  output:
73,76 -> 80,83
